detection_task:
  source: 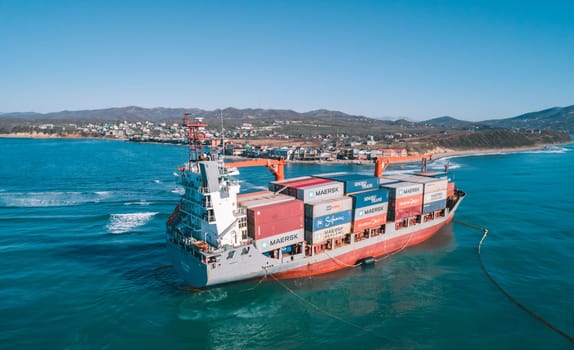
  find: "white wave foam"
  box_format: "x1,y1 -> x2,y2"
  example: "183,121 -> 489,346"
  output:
123,200 -> 151,206
171,187 -> 185,195
232,301 -> 279,319
106,212 -> 158,234
523,146 -> 571,154
429,158 -> 461,170
0,191 -> 110,207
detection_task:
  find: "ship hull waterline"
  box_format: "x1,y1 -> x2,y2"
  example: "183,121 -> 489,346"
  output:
167,196 -> 462,289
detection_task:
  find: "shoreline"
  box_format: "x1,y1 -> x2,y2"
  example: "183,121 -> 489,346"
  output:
1,133 -> 570,164
226,142 -> 571,166
429,143 -> 571,161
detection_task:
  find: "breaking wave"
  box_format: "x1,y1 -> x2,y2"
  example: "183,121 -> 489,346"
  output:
106,212 -> 158,234
0,191 -> 111,207
522,146 -> 571,154
428,158 -> 462,171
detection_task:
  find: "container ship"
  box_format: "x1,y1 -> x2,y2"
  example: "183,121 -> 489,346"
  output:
166,116 -> 465,288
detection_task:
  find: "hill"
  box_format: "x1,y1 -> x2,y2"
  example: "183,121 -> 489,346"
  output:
421,116 -> 485,129
1,105 -> 572,151
3,105 -> 574,133
482,105 -> 574,132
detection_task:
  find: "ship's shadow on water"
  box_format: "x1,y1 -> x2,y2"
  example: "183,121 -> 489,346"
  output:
155,224 -> 458,297
403,222 -> 456,252
54,220 -> 456,299
56,241 -> 182,294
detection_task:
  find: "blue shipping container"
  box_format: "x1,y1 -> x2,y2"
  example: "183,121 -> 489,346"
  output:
305,210 -> 352,231
350,188 -> 389,209
317,173 -> 380,194
422,199 -> 447,214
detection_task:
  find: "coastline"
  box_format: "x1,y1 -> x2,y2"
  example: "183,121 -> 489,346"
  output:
1,133 -> 570,164
428,143 -> 571,161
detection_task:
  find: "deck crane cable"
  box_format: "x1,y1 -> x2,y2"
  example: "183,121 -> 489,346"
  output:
454,219 -> 574,344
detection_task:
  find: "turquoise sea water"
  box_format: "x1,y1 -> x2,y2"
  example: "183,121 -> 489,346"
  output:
1,138 -> 573,349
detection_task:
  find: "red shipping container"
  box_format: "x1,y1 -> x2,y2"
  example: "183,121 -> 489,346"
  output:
447,182 -> 455,198
284,178 -> 332,196
283,177 -> 319,188
388,206 -> 422,221
247,199 -> 303,223
249,217 -> 305,239
388,194 -> 422,210
269,176 -> 312,192
352,214 -> 387,232
291,178 -> 331,189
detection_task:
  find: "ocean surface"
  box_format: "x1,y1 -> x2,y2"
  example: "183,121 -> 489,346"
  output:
1,138 -> 573,349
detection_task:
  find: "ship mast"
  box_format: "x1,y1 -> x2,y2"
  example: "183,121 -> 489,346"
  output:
220,110 -> 225,159
183,112 -> 208,164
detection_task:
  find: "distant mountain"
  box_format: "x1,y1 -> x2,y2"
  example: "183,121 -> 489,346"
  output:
2,104 -> 574,133
422,116 -> 481,129
482,105 -> 574,132
0,106 -> 364,123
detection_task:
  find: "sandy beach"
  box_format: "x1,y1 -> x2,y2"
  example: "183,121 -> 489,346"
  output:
428,144 -> 570,160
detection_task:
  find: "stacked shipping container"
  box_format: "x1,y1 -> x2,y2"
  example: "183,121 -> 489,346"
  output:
242,172 -> 455,252
303,197 -> 353,243
315,173 -> 380,194
381,181 -> 424,221
238,190 -> 304,253
349,188 -> 389,231
387,174 -> 447,214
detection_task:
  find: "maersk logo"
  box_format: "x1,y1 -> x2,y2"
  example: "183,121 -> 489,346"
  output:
315,187 -> 339,196
269,233 -> 300,246
364,205 -> 385,215
400,187 -> 420,195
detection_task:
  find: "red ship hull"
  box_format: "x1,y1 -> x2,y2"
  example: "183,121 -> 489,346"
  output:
273,216 -> 453,280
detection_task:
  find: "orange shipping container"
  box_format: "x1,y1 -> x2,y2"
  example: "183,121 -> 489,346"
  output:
388,194 -> 422,210
447,182 -> 455,197
352,214 -> 387,232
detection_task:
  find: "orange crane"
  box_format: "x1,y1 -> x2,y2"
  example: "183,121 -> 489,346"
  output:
224,158 -> 286,181
374,154 -> 433,177
224,154 -> 433,181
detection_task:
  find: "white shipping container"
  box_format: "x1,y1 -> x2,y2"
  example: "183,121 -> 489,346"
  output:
381,182 -> 424,198
296,182 -> 345,202
423,190 -> 447,203
254,229 -> 304,252
304,196 -> 353,217
353,202 -> 388,220
305,222 -> 351,243
387,174 -> 448,193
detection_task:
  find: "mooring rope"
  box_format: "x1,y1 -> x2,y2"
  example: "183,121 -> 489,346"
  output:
376,227 -> 416,262
454,219 -> 574,344
267,272 -> 392,342
324,250 -> 360,268
239,269 -> 268,293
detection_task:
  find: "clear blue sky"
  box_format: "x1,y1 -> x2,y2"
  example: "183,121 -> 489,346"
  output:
1,0 -> 573,121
